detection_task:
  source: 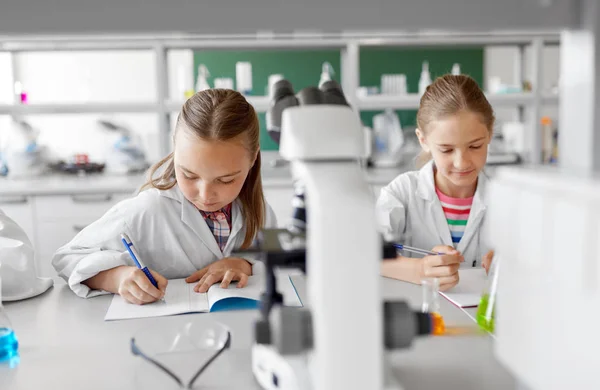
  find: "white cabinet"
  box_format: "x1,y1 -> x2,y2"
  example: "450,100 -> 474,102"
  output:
33,193 -> 132,278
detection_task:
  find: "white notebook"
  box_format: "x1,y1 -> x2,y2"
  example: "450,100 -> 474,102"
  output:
439,268 -> 487,308
104,272 -> 302,321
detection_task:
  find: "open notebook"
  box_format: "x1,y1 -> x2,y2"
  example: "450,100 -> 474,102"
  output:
439,268 -> 487,308
105,272 -> 302,321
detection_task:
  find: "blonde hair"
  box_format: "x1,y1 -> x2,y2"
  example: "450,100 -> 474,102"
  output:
415,74 -> 495,168
141,89 -> 264,249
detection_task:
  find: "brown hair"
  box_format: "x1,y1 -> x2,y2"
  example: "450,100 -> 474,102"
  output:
415,74 -> 495,168
141,89 -> 264,249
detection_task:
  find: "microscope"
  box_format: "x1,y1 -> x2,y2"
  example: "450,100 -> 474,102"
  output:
236,80 -> 436,390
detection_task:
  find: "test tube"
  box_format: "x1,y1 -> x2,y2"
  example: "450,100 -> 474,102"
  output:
421,277 -> 440,314
421,277 -> 445,336
476,255 -> 500,333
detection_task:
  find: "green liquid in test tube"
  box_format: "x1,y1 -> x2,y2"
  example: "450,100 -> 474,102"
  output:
476,256 -> 500,333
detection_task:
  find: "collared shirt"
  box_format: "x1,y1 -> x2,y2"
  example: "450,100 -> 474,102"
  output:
199,203 -> 232,252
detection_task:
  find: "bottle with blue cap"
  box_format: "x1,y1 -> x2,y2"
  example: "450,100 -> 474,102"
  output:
0,268 -> 19,364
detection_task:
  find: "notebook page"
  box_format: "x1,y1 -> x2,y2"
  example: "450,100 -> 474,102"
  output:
439,268 -> 487,308
105,278 -> 208,320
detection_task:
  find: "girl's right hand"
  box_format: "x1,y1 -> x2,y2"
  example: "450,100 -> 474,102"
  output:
418,245 -> 464,291
115,266 -> 168,305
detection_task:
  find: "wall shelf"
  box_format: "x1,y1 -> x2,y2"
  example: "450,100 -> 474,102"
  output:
0,31 -> 560,162
0,102 -> 159,115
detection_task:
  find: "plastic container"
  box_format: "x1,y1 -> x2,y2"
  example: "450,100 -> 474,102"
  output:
451,63 -> 461,75
235,62 -> 253,95
318,62 -> 335,88
195,64 -> 211,92
418,61 -> 432,96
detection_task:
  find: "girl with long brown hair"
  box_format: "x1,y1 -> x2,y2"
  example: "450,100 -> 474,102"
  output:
53,89 -> 276,304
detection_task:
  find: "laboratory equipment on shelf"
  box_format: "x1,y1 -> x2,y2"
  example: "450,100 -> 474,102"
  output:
195,64 -> 211,92
1,119 -> 48,177
371,108 -> 405,168
418,61 -> 432,96
236,61 -> 253,95
98,119 -> 149,174
318,61 -> 335,88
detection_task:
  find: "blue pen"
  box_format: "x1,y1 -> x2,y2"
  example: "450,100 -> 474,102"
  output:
121,233 -> 159,289
393,244 -> 443,256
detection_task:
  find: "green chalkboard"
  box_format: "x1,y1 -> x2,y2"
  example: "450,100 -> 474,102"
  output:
194,46 -> 484,150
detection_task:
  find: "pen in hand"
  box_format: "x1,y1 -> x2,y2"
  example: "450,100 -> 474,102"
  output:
393,244 -> 443,257
121,233 -> 166,302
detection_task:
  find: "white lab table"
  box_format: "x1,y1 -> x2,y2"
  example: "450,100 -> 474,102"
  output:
1,275 -> 515,390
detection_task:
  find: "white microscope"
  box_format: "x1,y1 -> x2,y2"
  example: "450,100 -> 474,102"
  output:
238,80 -> 433,390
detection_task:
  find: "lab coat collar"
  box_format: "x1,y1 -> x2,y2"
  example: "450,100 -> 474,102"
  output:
415,160 -> 488,248
416,160 -> 436,201
226,201 -> 244,252
457,173 -> 488,253
159,185 -> 244,258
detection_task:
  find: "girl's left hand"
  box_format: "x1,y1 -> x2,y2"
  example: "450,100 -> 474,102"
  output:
482,250 -> 495,274
185,257 -> 252,293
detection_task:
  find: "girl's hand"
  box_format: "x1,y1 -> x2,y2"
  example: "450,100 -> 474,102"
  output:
482,250 -> 495,274
185,257 -> 252,293
418,245 -> 464,291
115,266 -> 168,305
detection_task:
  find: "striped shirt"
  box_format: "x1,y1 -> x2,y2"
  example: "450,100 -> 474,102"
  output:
199,203 -> 232,252
435,188 -> 473,246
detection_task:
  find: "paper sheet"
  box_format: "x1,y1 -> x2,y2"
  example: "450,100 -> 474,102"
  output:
439,268 -> 488,308
104,279 -> 209,321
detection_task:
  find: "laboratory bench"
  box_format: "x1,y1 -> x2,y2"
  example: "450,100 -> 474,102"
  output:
0,163 -> 409,280
1,274 -> 515,390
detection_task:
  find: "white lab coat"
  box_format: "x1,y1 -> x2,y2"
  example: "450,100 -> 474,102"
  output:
52,185 -> 277,298
376,160 -> 491,268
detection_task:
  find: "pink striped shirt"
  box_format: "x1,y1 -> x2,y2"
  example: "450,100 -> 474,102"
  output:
435,188 -> 473,246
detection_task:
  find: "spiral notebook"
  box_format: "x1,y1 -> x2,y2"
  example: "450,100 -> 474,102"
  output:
438,269 -> 487,308
104,272 -> 302,321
